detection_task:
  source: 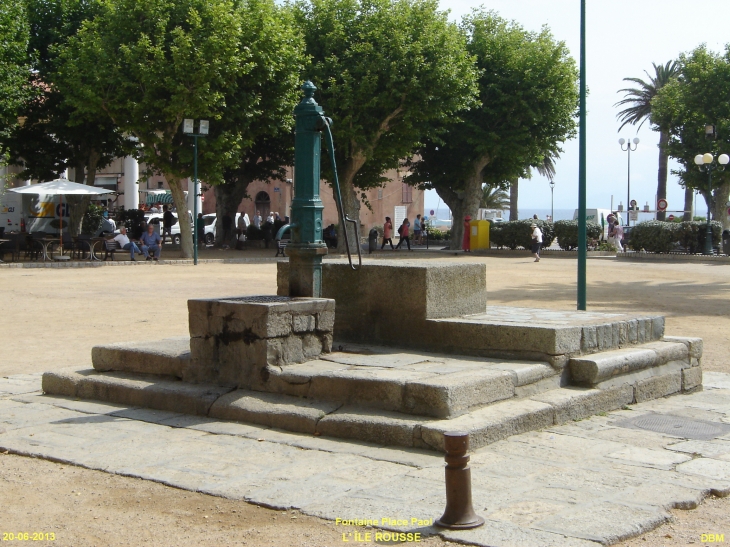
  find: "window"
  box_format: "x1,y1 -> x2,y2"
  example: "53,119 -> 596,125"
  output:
401,183 -> 412,204
377,189 -> 383,200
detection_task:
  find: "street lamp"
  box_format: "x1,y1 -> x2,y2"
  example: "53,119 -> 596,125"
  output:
182,119 -> 209,265
619,137 -> 639,226
693,152 -> 728,255
549,180 -> 555,222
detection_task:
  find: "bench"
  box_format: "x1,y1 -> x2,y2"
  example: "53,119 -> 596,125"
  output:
275,237 -> 290,257
103,238 -> 122,261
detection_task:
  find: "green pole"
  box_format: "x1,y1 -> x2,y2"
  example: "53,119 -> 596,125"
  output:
193,135 -> 198,265
577,0 -> 587,310
704,167 -> 713,255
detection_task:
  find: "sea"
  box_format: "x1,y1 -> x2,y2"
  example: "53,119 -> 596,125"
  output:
426,207 -> 665,226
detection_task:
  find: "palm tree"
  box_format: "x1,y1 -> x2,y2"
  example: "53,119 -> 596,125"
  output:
615,61 -> 679,221
480,183 -> 510,210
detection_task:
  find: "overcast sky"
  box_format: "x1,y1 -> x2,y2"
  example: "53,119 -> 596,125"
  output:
424,0 -> 730,215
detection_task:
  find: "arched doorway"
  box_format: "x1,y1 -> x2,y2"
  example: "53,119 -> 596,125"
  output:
254,191 -> 271,219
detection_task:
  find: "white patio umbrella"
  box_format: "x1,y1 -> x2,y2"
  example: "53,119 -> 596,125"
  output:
9,178 -> 116,254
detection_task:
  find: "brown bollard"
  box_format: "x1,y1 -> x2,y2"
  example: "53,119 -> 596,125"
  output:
434,431 -> 485,530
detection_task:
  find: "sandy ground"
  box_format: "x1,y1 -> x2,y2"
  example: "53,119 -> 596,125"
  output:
1,253 -> 729,545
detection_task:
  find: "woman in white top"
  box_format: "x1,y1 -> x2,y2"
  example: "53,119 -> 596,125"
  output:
530,223 -> 543,262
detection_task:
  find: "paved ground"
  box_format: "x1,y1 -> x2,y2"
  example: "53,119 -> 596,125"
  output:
2,255 -> 730,545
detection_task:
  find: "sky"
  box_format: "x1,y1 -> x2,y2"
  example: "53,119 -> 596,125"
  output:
424,0 -> 730,217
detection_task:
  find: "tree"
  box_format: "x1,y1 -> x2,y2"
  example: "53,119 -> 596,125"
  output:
293,0 -> 478,250
0,0 -> 30,140
652,45 -> 730,235
480,183 -> 509,210
615,61 -> 679,221
59,0 -> 303,258
407,10 -> 578,248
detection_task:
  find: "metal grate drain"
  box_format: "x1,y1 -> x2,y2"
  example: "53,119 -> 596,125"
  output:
613,413 -> 730,441
222,296 -> 294,303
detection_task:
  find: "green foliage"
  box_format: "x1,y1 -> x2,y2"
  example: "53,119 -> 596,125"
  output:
406,10 -> 579,248
553,220 -> 601,251
615,61 -> 679,131
627,220 -> 722,253
81,203 -> 104,235
294,0 -> 478,194
490,219 -> 554,250
480,183 -> 509,209
117,208 -> 145,237
596,242 -> 617,252
0,0 -> 30,138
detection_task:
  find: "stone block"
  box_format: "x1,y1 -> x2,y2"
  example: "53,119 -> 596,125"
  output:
634,371 -> 682,403
208,390 -> 339,434
91,337 -> 190,378
570,348 -> 658,385
642,340 -> 689,364
316,407 -> 427,448
421,399 -> 555,451
403,369 -> 515,418
42,368 -> 87,397
292,314 -> 316,333
682,367 -> 703,393
664,336 -> 704,359
308,368 -> 417,412
301,334 -> 323,360
316,311 -> 335,332
532,385 -> 634,423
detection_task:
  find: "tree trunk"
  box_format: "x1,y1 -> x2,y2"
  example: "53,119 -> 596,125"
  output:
437,157 -> 488,250
213,182 -> 249,246
67,150 -> 100,236
509,179 -> 518,221
333,153 -> 366,255
656,130 -> 669,221
168,178 -> 194,258
682,186 -> 694,222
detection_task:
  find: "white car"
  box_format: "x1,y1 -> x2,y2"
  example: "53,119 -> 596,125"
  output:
144,211 -> 193,244
203,213 -> 246,245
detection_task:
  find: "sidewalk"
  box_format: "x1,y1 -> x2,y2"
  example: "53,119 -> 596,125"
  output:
2,373 -> 730,546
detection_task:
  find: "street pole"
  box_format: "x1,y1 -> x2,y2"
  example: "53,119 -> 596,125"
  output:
193,135 -> 198,265
577,0 -> 587,311
627,145 -> 630,226
550,182 -> 555,222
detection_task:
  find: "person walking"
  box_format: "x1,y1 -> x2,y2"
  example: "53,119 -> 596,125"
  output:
413,214 -> 422,245
612,219 -> 624,252
462,216 -> 472,252
196,213 -> 205,249
381,216 -> 394,250
531,223 -> 543,262
253,210 -> 262,229
161,206 -> 176,244
395,218 -> 411,250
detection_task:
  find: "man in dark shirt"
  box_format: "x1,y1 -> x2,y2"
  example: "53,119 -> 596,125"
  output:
162,206 -> 176,244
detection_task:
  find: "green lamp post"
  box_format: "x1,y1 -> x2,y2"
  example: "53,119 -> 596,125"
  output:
286,81 -> 328,297
694,151 -> 729,255
183,118 -> 209,265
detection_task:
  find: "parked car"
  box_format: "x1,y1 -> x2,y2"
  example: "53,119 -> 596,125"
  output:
144,211 -> 193,244
202,213 -> 243,245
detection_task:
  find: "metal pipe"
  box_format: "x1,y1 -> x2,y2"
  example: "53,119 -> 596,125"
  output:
434,432 -> 484,530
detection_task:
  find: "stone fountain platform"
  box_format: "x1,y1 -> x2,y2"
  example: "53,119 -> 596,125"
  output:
41,261 -> 703,451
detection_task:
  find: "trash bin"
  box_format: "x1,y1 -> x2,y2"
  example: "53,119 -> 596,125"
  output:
723,230 -> 730,256
368,228 -> 378,254
469,220 -> 490,250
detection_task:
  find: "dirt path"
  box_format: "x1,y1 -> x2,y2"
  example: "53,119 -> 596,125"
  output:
1,255 -> 729,546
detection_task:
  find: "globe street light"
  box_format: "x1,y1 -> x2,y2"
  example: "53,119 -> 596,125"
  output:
694,152 -> 729,255
619,137 -> 639,226
183,119 -> 209,265
549,180 -> 555,222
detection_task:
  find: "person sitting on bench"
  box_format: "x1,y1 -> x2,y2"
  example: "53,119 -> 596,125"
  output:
139,224 -> 162,261
113,226 -> 142,261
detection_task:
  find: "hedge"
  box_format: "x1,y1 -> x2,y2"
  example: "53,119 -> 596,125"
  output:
628,220 -> 722,253
553,220 -> 602,251
490,219 -> 554,250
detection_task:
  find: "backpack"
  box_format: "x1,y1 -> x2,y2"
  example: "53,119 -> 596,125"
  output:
397,225 -> 403,236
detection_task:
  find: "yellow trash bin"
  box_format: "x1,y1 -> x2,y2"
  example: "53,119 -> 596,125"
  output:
469,219 -> 490,250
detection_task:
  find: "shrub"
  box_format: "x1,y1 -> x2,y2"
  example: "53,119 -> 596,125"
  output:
627,220 -> 721,253
489,219 -> 553,250
246,224 -> 264,240
553,220 -> 601,250
81,204 -> 104,235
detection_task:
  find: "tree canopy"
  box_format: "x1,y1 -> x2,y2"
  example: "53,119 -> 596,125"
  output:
58,0 -> 304,257
293,0 -> 478,248
407,10 -> 578,248
652,45 -> 730,229
0,0 -> 31,140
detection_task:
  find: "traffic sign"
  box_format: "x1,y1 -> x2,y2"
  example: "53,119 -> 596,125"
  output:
629,210 -> 639,221
657,199 -> 668,212
430,209 -> 435,216
668,214 -> 675,221
629,199 -> 637,209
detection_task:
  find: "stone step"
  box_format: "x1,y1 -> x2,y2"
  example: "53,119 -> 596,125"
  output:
92,337 -> 191,378
262,346 -> 560,418
569,338 -> 703,400
42,366 -> 693,452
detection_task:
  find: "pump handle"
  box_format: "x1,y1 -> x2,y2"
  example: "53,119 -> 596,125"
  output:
320,117 -> 362,271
